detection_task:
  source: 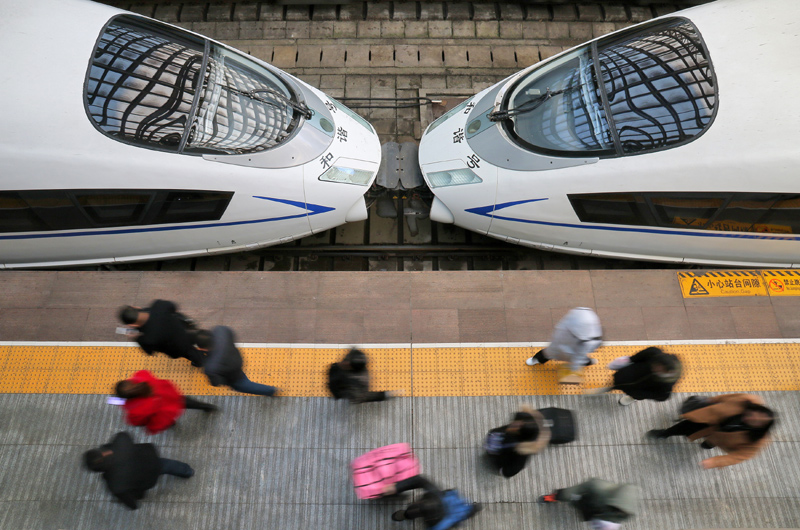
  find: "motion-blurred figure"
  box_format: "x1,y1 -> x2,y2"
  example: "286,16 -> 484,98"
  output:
484,405 -> 550,478
538,477 -> 639,530
195,326 -> 278,396
382,475 -> 481,529
525,307 -> 603,383
115,370 -> 216,434
83,431 -> 194,510
586,347 -> 682,406
328,348 -> 399,404
648,393 -> 775,469
118,300 -> 204,366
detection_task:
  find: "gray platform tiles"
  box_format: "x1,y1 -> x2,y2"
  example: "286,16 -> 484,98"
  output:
1,392 -> 798,529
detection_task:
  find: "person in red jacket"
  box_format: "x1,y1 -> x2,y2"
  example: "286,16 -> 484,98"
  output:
115,370 -> 216,434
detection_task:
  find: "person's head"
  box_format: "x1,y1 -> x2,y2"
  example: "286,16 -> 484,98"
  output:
194,329 -> 213,351
508,411 -> 539,440
118,305 -> 147,327
83,448 -> 110,472
115,379 -> 151,399
743,403 -> 775,430
651,352 -> 681,381
343,349 -> 368,372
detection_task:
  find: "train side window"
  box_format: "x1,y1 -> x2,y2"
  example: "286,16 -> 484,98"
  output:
569,193 -> 654,226
709,195 -> 779,233
75,193 -> 152,226
596,18 -> 717,155
650,195 -> 725,229
152,191 -> 233,224
0,192 -> 49,233
757,196 -> 800,234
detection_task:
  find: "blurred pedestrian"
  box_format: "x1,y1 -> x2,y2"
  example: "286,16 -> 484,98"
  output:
525,307 -> 602,383
648,393 -> 775,469
586,347 -> 682,406
538,477 -> 639,530
194,326 -> 278,396
118,300 -> 204,367
115,370 -> 216,435
382,475 -> 481,529
484,405 -> 550,478
83,431 -> 194,510
328,348 -> 400,404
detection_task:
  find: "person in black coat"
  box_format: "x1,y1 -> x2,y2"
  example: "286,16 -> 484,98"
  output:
194,326 -> 278,396
381,475 -> 481,528
118,300 -> 204,367
586,347 -> 682,406
83,431 -> 194,510
485,405 -> 550,478
328,348 -> 399,404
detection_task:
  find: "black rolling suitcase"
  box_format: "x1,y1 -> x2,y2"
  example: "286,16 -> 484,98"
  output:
539,407 -> 576,445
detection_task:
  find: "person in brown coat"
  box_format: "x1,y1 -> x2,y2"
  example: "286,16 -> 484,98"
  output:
648,393 -> 775,469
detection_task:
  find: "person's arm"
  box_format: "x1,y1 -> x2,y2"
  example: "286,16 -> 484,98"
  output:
701,439 -> 766,469
394,475 -> 442,496
135,335 -> 155,355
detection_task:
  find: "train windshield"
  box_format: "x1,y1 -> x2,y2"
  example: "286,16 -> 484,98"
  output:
85,15 -> 304,155
499,18 -> 716,158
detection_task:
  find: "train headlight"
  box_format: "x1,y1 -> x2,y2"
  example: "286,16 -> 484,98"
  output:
426,168 -> 483,188
319,166 -> 374,186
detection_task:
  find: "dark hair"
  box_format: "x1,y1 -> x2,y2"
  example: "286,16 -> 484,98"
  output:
115,380 -> 149,399
194,329 -> 213,350
744,402 -> 776,441
118,305 -> 139,325
518,421 -> 539,441
344,349 -> 368,373
84,449 -> 106,472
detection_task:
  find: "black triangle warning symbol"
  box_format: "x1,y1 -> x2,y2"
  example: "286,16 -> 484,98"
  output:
689,279 -> 710,296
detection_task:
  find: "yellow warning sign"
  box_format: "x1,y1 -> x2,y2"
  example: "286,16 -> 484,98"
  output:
677,271 -> 768,298
762,270 -> 800,296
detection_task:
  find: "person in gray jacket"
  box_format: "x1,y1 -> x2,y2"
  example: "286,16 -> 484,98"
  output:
194,327 -> 278,396
525,307 -> 603,374
538,477 -> 639,530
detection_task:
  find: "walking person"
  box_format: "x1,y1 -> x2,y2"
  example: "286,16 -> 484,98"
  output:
118,300 -> 205,367
538,477 -> 639,530
648,393 -> 775,469
83,431 -> 194,510
484,405 -> 550,478
382,475 -> 481,529
194,326 -> 278,396
525,307 -> 603,383
586,347 -> 682,406
328,348 -> 400,404
114,370 -> 216,435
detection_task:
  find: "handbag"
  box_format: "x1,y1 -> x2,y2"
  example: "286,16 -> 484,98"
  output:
680,395 -> 712,414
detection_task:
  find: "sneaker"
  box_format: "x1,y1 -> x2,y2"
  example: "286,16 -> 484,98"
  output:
181,466 -> 195,478
647,429 -> 667,439
618,395 -> 637,406
538,493 -> 558,504
391,510 -> 406,522
525,357 -> 539,366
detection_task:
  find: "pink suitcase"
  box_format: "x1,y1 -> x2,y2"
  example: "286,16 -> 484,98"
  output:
351,443 -> 420,499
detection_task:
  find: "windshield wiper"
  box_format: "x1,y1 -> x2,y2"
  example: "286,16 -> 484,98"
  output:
489,85 -> 580,122
231,86 -> 313,120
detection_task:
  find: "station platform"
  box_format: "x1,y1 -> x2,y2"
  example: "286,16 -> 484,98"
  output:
1,270 -> 799,529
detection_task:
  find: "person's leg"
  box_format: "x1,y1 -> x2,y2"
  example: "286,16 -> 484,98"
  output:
159,458 -> 194,478
183,346 -> 205,368
649,420 -> 709,439
534,348 -> 550,364
230,373 -> 278,397
183,396 -> 216,412
360,391 -> 388,403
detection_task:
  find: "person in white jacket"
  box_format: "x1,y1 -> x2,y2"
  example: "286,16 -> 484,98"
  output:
525,307 -> 603,373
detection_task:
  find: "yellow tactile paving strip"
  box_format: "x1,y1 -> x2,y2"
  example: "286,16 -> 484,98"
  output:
2,343 -> 800,396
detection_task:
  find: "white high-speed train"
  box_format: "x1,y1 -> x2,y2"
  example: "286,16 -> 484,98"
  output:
0,0 -> 381,268
419,0 -> 800,267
